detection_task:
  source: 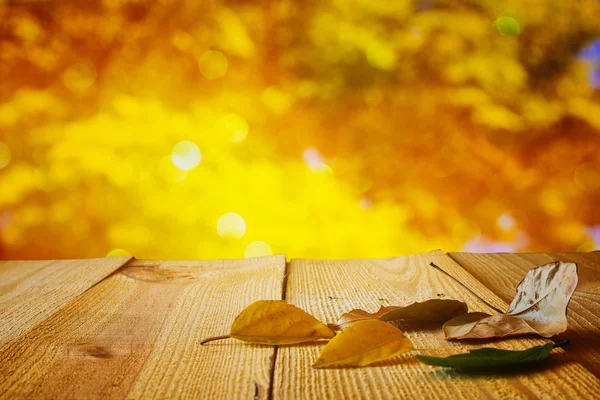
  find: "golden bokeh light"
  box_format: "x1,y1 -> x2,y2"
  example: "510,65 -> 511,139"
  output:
106,249 -> 132,257
232,130 -> 248,143
244,241 -> 273,258
198,50 -> 228,80
171,141 -> 202,171
217,212 -> 247,239
63,62 -> 97,95
222,113 -> 249,143
1,0 -> 599,260
497,213 -> 516,231
366,41 -> 397,71
303,148 -> 332,174
494,16 -> 522,37
262,86 -> 292,115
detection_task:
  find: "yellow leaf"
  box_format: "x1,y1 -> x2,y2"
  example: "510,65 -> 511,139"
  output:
230,300 -> 335,345
313,320 -> 413,368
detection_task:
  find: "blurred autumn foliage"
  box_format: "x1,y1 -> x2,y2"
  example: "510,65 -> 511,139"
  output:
1,0 -> 600,260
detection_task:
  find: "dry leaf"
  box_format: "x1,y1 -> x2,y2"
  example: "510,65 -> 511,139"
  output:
444,261 -> 578,340
230,300 -> 335,344
443,312 -> 538,339
313,320 -> 413,368
332,299 -> 468,330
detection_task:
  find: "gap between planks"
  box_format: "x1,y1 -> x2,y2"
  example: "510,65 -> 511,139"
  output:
81,257 -> 138,295
266,259 -> 290,400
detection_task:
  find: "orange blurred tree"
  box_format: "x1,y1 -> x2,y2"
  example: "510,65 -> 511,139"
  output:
0,0 -> 599,259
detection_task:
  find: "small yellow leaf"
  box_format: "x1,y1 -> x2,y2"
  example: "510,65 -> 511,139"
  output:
230,300 -> 335,344
313,320 -> 413,368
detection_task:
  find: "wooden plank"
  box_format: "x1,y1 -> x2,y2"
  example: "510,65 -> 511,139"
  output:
274,250 -> 600,399
0,257 -> 133,347
449,251 -> 600,379
0,255 -> 286,399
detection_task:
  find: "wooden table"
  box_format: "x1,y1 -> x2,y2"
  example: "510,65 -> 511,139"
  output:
1,251 -> 599,399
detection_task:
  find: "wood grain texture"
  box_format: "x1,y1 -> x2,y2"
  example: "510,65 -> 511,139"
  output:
273,250 -> 600,399
449,251 -> 600,379
0,255 -> 286,400
0,257 -> 132,347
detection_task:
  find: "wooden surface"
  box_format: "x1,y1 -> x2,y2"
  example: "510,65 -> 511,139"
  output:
1,251 -> 600,399
449,251 -> 600,380
274,250 -> 600,399
0,256 -> 286,399
0,257 -> 132,346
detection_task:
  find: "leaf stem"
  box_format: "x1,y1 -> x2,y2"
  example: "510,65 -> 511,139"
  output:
200,335 -> 231,345
429,262 -> 505,314
552,340 -> 570,349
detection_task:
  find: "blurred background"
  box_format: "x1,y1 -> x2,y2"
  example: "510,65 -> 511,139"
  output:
1,0 -> 599,261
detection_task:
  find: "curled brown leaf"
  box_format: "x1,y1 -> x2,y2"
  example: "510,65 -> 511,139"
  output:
444,261 -> 578,340
332,299 -> 468,330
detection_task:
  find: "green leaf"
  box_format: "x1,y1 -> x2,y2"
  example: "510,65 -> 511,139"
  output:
416,343 -> 554,369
